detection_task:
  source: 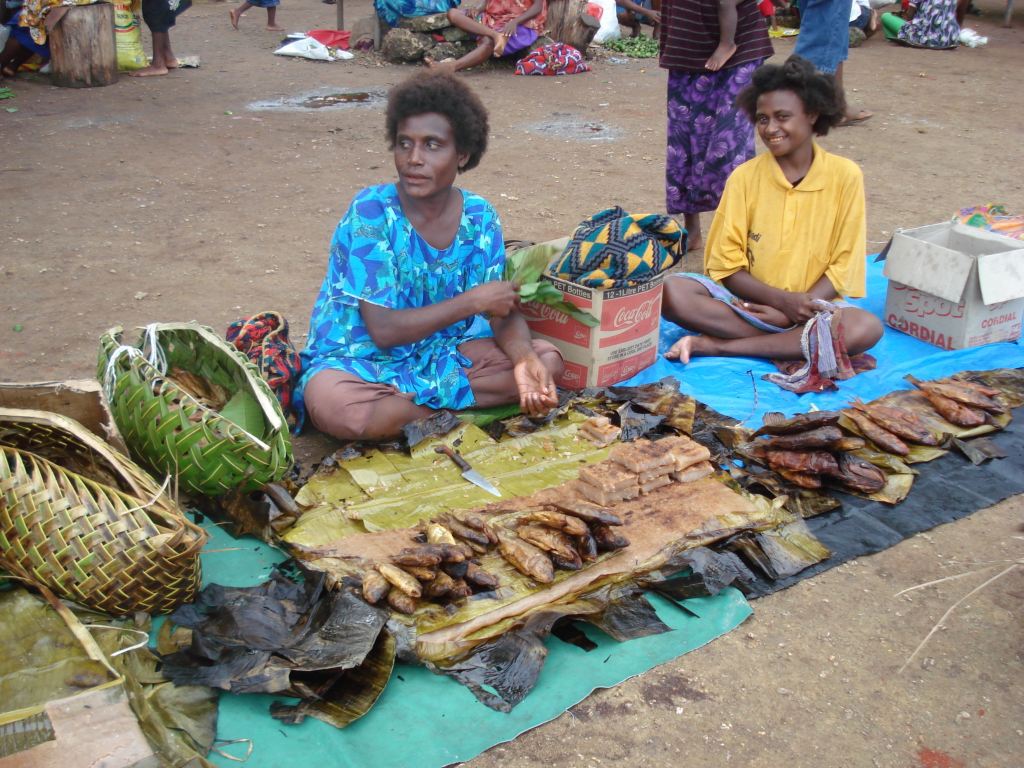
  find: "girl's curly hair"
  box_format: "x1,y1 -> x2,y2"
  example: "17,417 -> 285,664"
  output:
385,72 -> 489,172
736,55 -> 847,136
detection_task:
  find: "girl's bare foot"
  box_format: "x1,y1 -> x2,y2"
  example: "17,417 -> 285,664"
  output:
266,24 -> 284,30
229,9 -> 240,28
665,335 -> 718,363
129,64 -> 170,77
686,237 -> 704,253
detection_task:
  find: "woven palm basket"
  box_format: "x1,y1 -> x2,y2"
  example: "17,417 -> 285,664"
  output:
0,408 -> 207,616
98,322 -> 294,496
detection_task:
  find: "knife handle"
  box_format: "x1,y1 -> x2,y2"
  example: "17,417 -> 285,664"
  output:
435,444 -> 471,472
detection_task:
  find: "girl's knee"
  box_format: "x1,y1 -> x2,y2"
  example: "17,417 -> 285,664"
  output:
843,308 -> 884,353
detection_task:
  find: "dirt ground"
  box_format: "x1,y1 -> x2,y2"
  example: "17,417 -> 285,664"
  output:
2,2 -> 1023,766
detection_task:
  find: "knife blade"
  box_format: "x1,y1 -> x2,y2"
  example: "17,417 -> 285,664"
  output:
434,444 -> 501,497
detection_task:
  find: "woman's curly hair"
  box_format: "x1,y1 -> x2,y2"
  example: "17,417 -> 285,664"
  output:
385,72 -> 489,172
736,55 -> 847,136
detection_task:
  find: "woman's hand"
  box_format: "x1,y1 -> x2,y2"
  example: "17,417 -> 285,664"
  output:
501,19 -> 520,38
513,356 -> 557,417
468,281 -> 519,318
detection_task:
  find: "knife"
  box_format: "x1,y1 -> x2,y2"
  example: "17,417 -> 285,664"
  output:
434,444 -> 501,497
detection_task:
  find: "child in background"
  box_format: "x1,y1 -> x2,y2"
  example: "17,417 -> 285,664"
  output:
617,0 -> 661,38
131,0 -> 190,77
229,0 -> 283,31
849,0 -> 879,37
426,0 -> 545,73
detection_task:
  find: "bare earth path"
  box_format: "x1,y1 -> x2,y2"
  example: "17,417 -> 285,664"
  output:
2,2 -> 1022,765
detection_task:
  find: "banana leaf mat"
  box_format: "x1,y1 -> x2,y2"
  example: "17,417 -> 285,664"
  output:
195,523 -> 752,768
624,254 -> 1024,596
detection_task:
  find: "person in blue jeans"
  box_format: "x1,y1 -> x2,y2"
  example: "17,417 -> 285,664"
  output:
794,0 -> 872,124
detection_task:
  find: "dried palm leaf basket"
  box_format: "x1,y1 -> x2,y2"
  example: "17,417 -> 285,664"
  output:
98,322 -> 294,496
0,408 -> 206,615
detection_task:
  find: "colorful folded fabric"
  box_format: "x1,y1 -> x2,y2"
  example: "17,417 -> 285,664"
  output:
514,43 -> 591,76
552,206 -> 684,288
226,311 -> 302,423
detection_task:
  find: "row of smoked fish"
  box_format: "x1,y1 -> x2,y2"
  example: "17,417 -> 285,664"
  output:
359,504 -> 628,615
359,435 -> 719,614
744,375 -> 1007,493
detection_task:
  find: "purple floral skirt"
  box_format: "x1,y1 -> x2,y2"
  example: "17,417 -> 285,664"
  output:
665,60 -> 763,216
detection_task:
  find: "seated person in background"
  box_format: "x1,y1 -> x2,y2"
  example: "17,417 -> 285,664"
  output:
617,0 -> 660,38
661,55 -> 883,364
1,5 -> 48,78
425,0 -> 546,73
880,0 -> 963,49
849,0 -> 879,37
296,73 -> 563,442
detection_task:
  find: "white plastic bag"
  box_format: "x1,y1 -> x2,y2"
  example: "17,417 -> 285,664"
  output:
273,37 -> 354,61
592,0 -> 621,44
958,27 -> 988,47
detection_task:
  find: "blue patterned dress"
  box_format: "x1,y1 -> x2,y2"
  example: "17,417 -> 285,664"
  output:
295,184 -> 504,425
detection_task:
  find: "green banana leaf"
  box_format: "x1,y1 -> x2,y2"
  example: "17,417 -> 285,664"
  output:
503,240 -> 599,327
288,416 -> 612,544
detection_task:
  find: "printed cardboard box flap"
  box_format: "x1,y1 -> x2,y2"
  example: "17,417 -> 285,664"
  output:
884,222 -> 1024,305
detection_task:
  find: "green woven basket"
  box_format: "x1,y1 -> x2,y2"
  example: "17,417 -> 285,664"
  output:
0,408 -> 207,616
98,322 -> 294,496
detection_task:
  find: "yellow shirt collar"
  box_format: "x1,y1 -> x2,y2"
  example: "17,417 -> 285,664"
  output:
767,141 -> 828,192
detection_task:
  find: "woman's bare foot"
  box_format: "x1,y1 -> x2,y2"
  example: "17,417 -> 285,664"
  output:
229,9 -> 240,28
686,237 -> 704,253
665,335 -> 718,363
424,56 -> 457,73
266,24 -> 284,30
129,64 -> 170,77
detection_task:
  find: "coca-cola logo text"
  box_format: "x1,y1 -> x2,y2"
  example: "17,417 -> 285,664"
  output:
613,299 -> 657,329
522,303 -> 570,324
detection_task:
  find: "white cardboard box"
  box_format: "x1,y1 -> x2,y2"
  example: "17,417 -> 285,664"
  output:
883,222 -> 1024,350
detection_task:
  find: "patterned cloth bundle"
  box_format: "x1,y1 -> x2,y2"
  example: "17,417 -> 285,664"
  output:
551,206 -> 685,288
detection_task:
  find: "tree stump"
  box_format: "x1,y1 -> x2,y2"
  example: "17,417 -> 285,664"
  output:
50,3 -> 118,88
546,0 -> 599,54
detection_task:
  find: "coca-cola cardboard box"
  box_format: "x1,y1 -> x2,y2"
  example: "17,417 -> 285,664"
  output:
882,222 -> 1024,350
521,274 -> 664,389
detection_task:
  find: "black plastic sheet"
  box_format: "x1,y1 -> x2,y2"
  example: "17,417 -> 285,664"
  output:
742,408 -> 1024,597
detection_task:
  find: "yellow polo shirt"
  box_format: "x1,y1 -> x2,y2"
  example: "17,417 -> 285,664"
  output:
704,144 -> 867,298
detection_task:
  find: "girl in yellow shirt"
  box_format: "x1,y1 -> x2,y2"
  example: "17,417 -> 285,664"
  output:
662,55 -> 883,363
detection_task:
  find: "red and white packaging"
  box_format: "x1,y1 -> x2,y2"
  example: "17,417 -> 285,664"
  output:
521,274 -> 664,389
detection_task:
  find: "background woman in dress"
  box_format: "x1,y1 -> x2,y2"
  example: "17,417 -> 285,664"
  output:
658,0 -> 773,253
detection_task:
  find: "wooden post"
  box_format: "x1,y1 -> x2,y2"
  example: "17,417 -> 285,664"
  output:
49,3 -> 118,87
546,0 -> 599,54
336,0 -> 344,30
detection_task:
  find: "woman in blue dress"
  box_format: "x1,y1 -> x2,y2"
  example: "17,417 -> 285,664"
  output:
296,73 -> 563,441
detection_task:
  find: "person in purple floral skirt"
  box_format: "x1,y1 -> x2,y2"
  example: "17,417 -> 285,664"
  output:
659,0 -> 772,252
